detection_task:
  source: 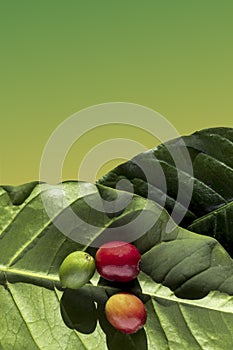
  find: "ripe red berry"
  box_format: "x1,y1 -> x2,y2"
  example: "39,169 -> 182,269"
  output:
95,241 -> 141,282
105,292 -> 147,334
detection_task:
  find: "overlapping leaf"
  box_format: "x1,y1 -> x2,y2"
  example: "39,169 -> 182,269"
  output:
98,127 -> 233,256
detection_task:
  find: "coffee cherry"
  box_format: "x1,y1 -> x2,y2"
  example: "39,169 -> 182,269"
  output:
105,292 -> 147,334
59,251 -> 95,289
95,241 -> 141,282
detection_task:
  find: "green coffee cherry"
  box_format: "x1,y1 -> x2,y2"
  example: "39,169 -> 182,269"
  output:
59,251 -> 96,289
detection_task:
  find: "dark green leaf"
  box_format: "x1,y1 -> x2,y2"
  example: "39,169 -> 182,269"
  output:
98,127 -> 233,256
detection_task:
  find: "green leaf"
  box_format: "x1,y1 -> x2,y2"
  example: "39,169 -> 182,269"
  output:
139,273 -> 233,350
0,282 -> 107,350
98,127 -> 233,256
1,181 -> 233,349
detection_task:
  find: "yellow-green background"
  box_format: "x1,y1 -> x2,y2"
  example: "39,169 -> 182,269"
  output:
1,1 -> 233,185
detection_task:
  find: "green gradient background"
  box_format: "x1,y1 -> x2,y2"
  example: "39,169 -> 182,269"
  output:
1,1 -> 233,185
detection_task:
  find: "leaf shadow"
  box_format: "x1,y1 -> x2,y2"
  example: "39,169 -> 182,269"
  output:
96,277 -> 148,350
60,285 -> 97,334
59,278 -> 149,349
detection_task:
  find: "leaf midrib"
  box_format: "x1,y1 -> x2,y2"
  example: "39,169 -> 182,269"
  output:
0,265 -> 59,283
2,267 -> 233,317
188,199 -> 233,228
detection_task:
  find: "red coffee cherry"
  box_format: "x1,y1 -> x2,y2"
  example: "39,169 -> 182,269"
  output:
95,241 -> 141,282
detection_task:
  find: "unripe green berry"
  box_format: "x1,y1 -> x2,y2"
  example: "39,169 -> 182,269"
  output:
59,251 -> 96,289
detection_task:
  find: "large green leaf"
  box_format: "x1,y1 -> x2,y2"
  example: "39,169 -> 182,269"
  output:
98,127 -> 233,256
1,181 -> 233,349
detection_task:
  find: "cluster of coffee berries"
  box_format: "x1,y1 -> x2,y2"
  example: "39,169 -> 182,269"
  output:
59,241 -> 147,334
